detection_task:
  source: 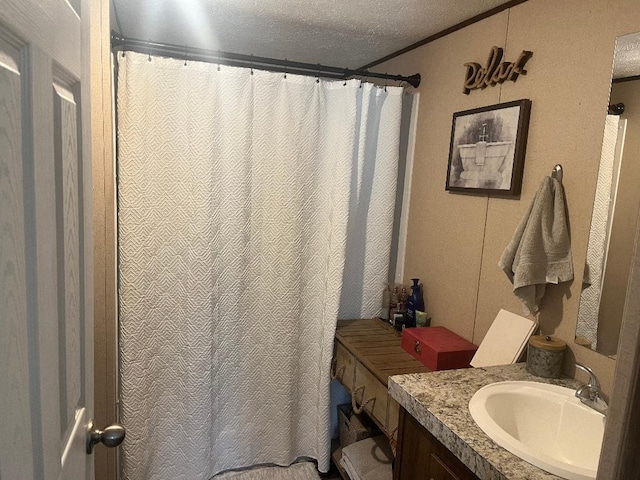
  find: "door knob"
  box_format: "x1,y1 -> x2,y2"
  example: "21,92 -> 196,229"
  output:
86,421 -> 125,454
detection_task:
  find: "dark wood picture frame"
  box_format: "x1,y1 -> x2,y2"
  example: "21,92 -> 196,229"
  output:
445,99 -> 531,195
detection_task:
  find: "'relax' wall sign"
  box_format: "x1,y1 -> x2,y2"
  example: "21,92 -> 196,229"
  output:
463,46 -> 533,95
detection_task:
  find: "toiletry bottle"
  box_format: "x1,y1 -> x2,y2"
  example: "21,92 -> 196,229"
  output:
399,287 -> 408,317
394,287 -> 408,330
406,278 -> 425,328
394,315 -> 406,332
381,284 -> 390,321
389,286 -> 399,326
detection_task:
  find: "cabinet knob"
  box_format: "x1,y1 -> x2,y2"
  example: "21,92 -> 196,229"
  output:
414,341 -> 422,355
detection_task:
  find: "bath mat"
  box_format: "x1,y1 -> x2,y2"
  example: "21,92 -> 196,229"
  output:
214,461 -> 321,480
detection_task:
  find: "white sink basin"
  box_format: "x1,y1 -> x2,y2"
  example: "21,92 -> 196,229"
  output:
469,381 -> 605,480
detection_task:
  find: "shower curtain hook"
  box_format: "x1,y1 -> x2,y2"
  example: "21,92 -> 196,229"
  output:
217,50 -> 221,71
121,37 -> 126,57
316,63 -> 321,83
147,40 -> 151,62
184,45 -> 188,66
384,74 -> 388,92
360,72 -> 368,88
250,54 -> 254,75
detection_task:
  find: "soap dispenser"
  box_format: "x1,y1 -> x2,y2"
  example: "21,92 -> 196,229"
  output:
406,278 -> 424,328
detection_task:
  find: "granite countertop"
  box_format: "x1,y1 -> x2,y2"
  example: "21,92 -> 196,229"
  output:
388,363 -> 580,480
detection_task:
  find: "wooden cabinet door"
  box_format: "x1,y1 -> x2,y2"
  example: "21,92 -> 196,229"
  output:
430,453 -> 462,480
394,407 -> 479,480
394,408 -> 432,479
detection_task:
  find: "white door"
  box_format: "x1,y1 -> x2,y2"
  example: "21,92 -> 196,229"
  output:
0,0 -> 103,478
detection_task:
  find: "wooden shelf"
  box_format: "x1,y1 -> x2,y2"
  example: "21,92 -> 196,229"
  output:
333,319 -> 432,479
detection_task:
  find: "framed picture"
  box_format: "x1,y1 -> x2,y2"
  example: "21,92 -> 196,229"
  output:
445,99 -> 531,195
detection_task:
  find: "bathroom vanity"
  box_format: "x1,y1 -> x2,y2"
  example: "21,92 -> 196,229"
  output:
390,364 -> 580,480
333,323 -> 591,479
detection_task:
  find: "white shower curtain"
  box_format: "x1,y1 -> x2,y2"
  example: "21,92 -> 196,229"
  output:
117,52 -> 402,479
576,115 -> 620,347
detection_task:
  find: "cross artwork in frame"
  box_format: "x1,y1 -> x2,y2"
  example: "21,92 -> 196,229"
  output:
445,99 -> 531,195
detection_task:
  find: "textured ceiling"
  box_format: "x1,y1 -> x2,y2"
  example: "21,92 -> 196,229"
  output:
613,32 -> 640,79
111,0 -> 513,68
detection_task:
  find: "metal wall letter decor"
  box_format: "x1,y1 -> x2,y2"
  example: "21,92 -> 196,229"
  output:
463,46 -> 533,94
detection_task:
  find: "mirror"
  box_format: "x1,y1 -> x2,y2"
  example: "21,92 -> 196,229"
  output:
575,32 -> 640,356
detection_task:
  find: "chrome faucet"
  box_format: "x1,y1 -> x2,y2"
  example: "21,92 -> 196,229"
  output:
574,363 -> 608,415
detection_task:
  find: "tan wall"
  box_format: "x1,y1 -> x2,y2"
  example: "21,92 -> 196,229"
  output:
598,80 -> 640,355
375,0 -> 640,396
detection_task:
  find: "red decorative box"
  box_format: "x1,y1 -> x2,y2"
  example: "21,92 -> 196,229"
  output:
401,326 -> 477,371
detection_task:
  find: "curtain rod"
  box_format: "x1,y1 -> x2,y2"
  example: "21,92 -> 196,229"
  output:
111,32 -> 421,88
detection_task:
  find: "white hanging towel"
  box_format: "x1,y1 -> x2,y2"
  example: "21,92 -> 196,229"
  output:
499,176 -> 573,315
